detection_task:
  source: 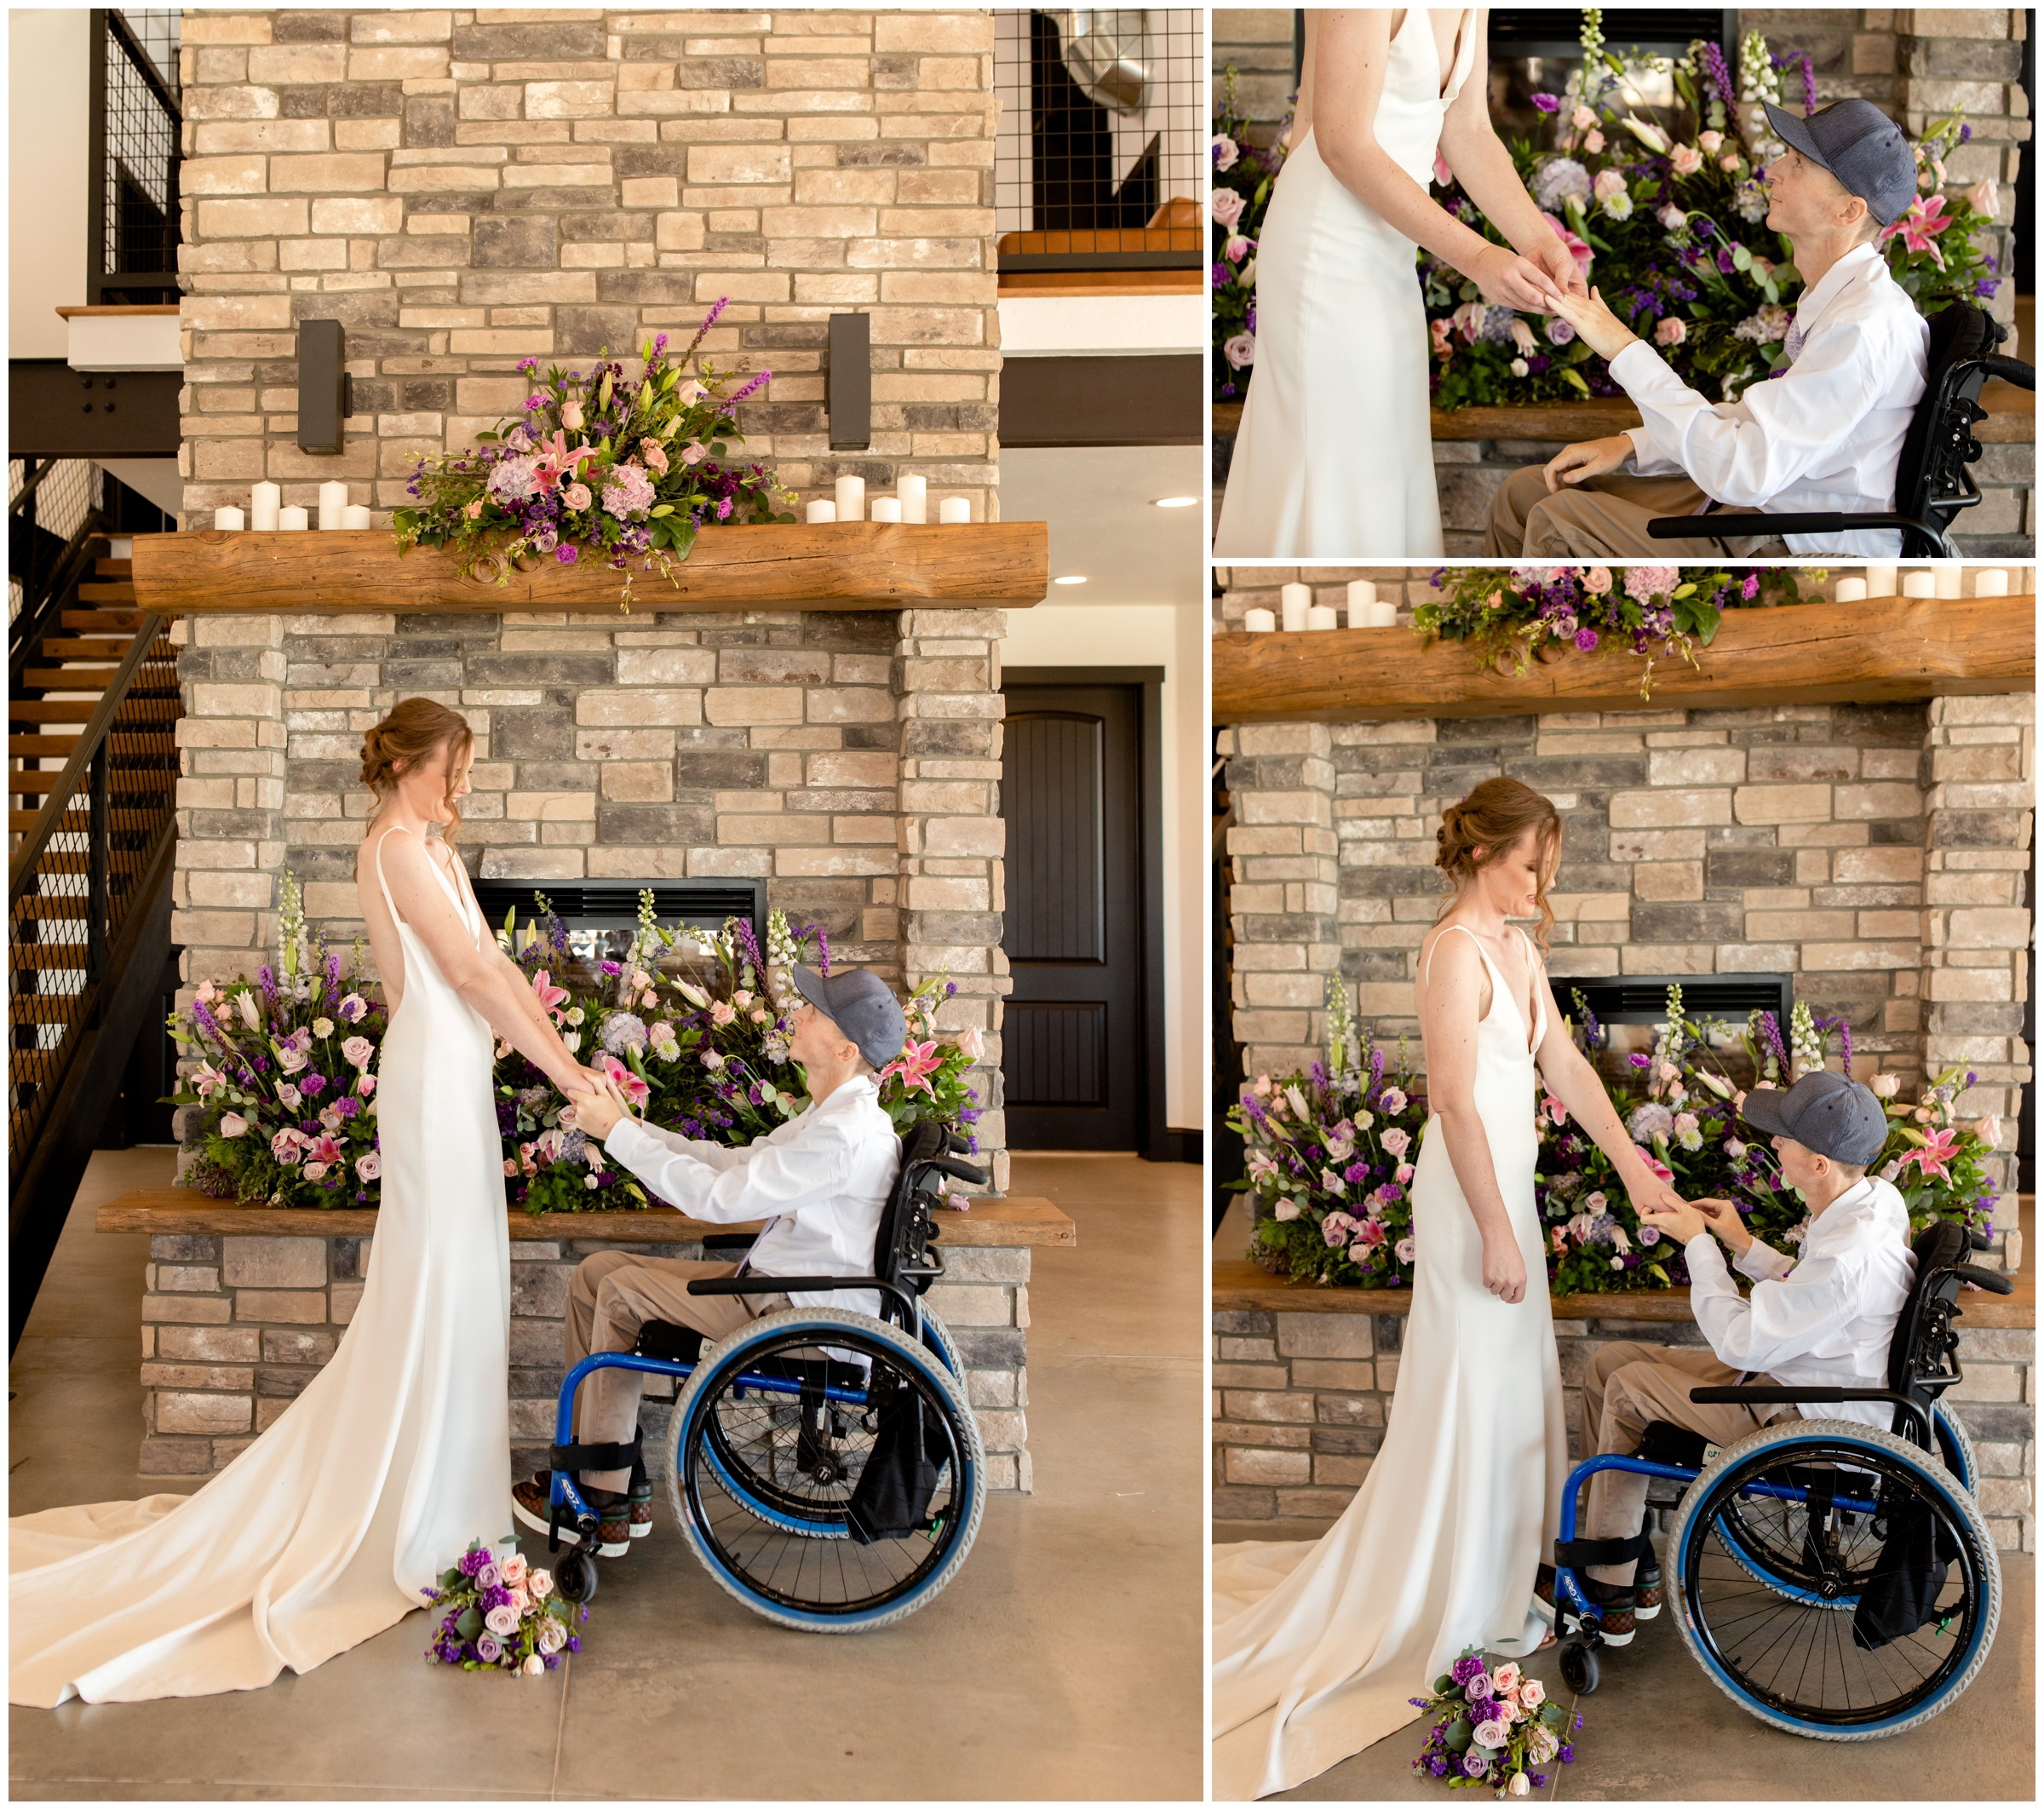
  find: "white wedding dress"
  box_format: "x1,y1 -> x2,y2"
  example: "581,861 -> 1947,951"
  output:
1213,8 -> 1473,560
1211,924 -> 1566,1800
9,828 -> 514,1705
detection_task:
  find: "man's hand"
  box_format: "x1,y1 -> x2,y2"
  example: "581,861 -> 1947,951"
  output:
1639,1194 -> 1714,1247
571,1086 -> 626,1140
1691,1197 -> 1754,1257
1536,282 -> 1639,361
1543,434 -> 1634,493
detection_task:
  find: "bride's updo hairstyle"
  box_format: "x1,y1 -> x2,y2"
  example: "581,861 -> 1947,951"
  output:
1436,776 -> 1563,953
360,698 -> 474,843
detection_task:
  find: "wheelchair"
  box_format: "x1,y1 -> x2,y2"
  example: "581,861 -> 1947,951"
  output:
1648,299 -> 2037,556
1547,1217 -> 2013,1738
531,1118 -> 992,1632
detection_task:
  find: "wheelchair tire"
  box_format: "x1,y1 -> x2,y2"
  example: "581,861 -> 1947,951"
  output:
1557,1637 -> 1599,1697
1668,1419 -> 2000,1739
918,1304 -> 965,1382
1932,1403 -> 1978,1500
554,1548 -> 598,1606
668,1307 -> 986,1633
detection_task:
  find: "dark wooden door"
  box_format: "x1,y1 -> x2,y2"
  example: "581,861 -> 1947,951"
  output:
1001,682 -> 1142,1149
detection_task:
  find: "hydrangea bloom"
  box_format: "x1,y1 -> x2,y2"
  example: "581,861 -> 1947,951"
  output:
1530,156 -> 1593,212
602,463 -> 657,520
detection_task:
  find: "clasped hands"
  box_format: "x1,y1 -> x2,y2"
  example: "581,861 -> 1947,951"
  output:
561,1063 -> 630,1140
1636,1186 -> 1753,1257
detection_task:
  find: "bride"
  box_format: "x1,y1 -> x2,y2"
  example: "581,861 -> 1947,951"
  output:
1212,779 -> 1678,1799
1214,10 -> 1588,560
10,698 -> 617,1705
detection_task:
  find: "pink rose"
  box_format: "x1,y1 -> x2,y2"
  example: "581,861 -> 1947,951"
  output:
355,1149 -> 381,1183
1593,170 -> 1627,203
500,1552 -> 527,1586
302,1161 -> 329,1181
563,481 -> 593,512
956,1026 -> 985,1060
1521,1677 -> 1546,1708
1212,133 -> 1238,173
1395,1236 -> 1415,1264
1583,129 -> 1605,154
1321,1211 -> 1360,1248
1669,143 -> 1704,177
640,438 -> 669,474
1975,1115 -> 2002,1147
560,400 -> 584,433
272,1129 -> 304,1164
1720,153 -> 1743,173
1492,1662 -> 1522,1692
1211,187 -> 1246,232
357,1072 -> 377,1097
342,1035 -> 374,1069
1697,130 -> 1723,154
1967,177 -> 2000,218
484,1604 -> 520,1638
709,999 -> 737,1026
1380,1088 -> 1407,1114
1381,1127 -> 1411,1159
1396,1163 -> 1415,1184
463,498 -> 484,520
1571,106 -> 1597,131
680,441 -> 708,466
1655,315 -> 1687,347
1223,332 -> 1255,371
503,1158 -> 519,1176
219,1112 -> 248,1138
1224,233 -> 1251,263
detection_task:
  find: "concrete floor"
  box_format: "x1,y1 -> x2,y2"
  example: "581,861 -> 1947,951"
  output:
1215,1522 -> 2035,1801
11,1148 -> 1204,1800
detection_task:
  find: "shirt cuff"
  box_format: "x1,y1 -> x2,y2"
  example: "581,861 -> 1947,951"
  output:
1685,1231 -> 1729,1278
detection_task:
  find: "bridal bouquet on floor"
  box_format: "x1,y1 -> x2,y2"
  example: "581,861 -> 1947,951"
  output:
391,297 -> 797,606
1423,13 -> 2004,410
421,1539 -> 584,1676
1409,1651 -> 1579,1798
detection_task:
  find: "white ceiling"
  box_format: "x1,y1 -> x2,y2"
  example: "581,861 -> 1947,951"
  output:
998,442 -> 1204,606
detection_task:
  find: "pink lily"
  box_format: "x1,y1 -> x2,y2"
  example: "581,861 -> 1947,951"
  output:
1882,193 -> 1955,269
1905,1126 -> 1961,1181
881,1038 -> 944,1097
599,1052 -> 651,1110
530,429 -> 597,496
531,969 -> 570,1014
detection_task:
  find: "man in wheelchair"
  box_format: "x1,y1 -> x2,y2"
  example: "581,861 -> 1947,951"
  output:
1537,1069 -> 1914,1645
511,965 -> 906,1558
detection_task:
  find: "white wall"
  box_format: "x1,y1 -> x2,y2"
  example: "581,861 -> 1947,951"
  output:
1001,600 -> 1206,1135
10,9 -> 91,359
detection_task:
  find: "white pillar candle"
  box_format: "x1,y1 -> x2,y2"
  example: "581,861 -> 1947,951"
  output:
1901,570 -> 1936,598
250,481 -> 281,532
1832,576 -> 1868,602
214,505 -> 245,532
898,473 -> 927,524
1365,600 -> 1399,628
278,505 -> 309,531
1346,578 -> 1376,626
342,503 -> 372,530
869,497 -> 902,523
1306,604 -> 1340,631
939,497 -> 971,523
1243,607 -> 1278,632
1863,564 -> 1896,598
1934,566 -> 1962,598
1279,583 -> 1312,632
806,498 -> 837,524
834,474 -> 864,522
317,480 -> 349,530
1973,567 -> 2009,596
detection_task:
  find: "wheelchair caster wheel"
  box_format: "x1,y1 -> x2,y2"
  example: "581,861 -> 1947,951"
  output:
554,1549 -> 599,1605
1558,1636 -> 1599,1696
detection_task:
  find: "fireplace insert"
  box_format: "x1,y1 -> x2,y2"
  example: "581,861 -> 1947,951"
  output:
1562,972 -> 1794,1087
468,878 -> 765,991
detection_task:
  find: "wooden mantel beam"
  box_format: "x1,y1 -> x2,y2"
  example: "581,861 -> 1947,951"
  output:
130,522 -> 1048,614
1213,598 -> 2035,725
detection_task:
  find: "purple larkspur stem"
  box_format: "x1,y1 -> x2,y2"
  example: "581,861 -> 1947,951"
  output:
727,368 -> 772,405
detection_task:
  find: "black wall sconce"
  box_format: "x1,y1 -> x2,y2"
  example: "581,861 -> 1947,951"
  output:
296,319 -> 352,454
826,312 -> 871,451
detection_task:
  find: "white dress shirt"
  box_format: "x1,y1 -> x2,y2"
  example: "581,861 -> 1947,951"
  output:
1611,242 -> 1930,557
603,1074 -> 900,1316
1684,1175 -> 1918,1430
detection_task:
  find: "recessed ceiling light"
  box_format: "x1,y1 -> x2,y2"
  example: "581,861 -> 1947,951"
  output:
1053,574 -> 1088,585
1151,496 -> 1197,508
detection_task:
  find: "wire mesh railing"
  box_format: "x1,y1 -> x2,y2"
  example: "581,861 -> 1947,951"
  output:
91,9 -> 182,305
9,462 -> 106,668
8,617 -> 181,1187
994,9 -> 1203,267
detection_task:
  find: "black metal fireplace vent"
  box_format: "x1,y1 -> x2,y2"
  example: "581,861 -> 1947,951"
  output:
468,879 -> 764,943
1565,973 -> 1793,1029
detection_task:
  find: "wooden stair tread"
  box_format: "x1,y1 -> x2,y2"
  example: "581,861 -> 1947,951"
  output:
92,560 -> 135,577
37,638 -> 135,658
77,583 -> 140,601
9,700 -> 103,721
11,944 -> 91,968
3,994 -> 88,1024
10,734 -> 82,757
60,609 -> 149,631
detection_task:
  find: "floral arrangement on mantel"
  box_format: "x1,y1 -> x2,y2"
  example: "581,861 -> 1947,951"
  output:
1228,977 -> 2003,1298
1210,68 -> 1288,404
1413,561 -> 1821,698
1424,14 -> 2003,410
391,298 -> 797,608
169,877 -> 982,1217
1409,1650 -> 1579,1797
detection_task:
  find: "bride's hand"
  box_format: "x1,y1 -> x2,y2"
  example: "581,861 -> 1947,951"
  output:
1469,243 -> 1562,313
1531,235 -> 1589,302
1482,1233 -> 1528,1305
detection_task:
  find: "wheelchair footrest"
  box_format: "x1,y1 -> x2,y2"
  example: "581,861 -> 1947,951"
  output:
1554,1531 -> 1655,1571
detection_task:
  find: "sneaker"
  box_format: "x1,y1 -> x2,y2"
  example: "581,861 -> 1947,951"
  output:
1532,1563 -> 1559,1626
512,1475 -> 630,1558
627,1474 -> 654,1539
1581,1576 -> 1637,1646
1633,1554 -> 1662,1622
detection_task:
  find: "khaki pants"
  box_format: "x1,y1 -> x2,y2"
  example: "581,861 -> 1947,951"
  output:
1486,466 -> 1790,559
1579,1340 -> 1798,1587
565,1251 -> 786,1491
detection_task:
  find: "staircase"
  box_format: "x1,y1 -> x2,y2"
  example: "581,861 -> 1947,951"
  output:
9,535 -> 181,1349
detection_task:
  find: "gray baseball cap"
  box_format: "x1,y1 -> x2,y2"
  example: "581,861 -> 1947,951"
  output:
1740,1069 -> 1891,1166
1762,97 -> 1917,227
789,965 -> 905,1070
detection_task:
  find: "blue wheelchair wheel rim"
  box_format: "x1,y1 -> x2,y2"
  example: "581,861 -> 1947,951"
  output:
678,1318 -> 978,1627
1680,1432 -> 1995,1733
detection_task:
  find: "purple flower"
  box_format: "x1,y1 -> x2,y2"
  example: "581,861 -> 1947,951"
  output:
556,543 -> 577,564
1574,627 -> 1599,651
300,1072 -> 326,1098
1530,92 -> 1561,113
1344,1160 -> 1369,1184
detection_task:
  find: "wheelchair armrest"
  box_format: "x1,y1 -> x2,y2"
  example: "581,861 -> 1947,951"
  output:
1981,353 -> 2035,390
1691,1384 -> 1932,1444
925,1155 -> 989,1188
1646,509 -> 1956,556
687,1273 -> 922,1329
1954,1264 -> 2015,1296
